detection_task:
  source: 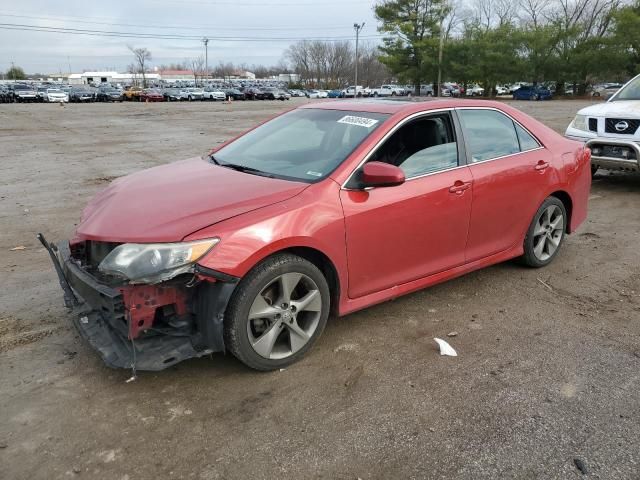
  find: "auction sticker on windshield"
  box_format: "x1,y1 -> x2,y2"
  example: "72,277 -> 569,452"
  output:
337,115 -> 379,128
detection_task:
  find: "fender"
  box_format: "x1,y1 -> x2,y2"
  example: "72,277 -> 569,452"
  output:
186,179 -> 350,304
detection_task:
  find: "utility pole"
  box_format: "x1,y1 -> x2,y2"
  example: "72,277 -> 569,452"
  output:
203,37 -> 209,82
436,17 -> 444,97
353,22 -> 364,96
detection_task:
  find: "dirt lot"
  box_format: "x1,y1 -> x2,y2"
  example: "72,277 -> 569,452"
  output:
1,98 -> 639,479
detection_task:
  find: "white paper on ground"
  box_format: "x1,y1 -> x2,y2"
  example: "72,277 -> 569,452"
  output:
434,337 -> 458,357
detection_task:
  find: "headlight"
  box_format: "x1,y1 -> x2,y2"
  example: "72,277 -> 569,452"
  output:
572,114 -> 588,131
98,238 -> 219,283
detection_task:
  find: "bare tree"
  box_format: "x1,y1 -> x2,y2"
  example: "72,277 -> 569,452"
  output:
189,56 -> 205,85
128,46 -> 152,87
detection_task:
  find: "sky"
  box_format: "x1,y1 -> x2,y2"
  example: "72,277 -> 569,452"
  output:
0,0 -> 382,74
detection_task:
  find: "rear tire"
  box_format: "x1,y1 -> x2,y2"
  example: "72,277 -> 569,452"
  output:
224,253 -> 330,371
521,197 -> 567,268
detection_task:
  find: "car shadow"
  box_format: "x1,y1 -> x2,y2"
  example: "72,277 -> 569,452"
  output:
592,171 -> 640,194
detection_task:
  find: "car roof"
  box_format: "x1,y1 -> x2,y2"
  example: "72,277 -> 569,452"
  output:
299,98 -> 512,115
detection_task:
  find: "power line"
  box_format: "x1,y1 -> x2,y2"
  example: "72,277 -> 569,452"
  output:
0,12 -> 359,31
0,22 -> 385,42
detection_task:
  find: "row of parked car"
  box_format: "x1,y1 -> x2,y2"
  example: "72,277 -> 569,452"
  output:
0,82 -> 297,103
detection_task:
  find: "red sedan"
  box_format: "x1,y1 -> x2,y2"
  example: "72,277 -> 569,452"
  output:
139,88 -> 165,102
40,99 -> 591,372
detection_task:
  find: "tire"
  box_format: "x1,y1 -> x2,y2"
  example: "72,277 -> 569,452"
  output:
591,165 -> 599,177
521,196 -> 567,268
373,92 -> 378,97
224,253 -> 330,371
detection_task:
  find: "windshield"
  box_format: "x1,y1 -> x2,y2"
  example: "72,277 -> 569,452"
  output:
213,109 -> 389,182
611,76 -> 640,101
47,89 -> 62,93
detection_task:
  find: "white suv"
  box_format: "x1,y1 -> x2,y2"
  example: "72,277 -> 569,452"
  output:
565,73 -> 640,175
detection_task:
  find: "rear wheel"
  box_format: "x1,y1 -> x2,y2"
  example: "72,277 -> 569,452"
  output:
224,253 -> 330,371
521,197 -> 567,267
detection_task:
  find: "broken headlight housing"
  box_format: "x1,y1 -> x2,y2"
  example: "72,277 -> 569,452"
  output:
98,238 -> 219,284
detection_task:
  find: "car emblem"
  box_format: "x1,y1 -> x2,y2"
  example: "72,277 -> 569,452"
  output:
615,121 -> 629,132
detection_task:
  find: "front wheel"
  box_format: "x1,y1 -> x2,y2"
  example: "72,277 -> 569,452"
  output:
521,197 -> 567,267
224,253 -> 330,371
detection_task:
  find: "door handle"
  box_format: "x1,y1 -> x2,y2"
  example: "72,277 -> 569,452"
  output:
449,181 -> 471,194
535,161 -> 550,171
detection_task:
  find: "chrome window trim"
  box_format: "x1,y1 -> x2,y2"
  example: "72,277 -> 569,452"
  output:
341,106 -> 546,190
455,106 -> 543,152
341,108 -> 456,189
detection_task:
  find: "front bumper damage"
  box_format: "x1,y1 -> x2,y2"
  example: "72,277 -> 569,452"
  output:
38,234 -> 238,371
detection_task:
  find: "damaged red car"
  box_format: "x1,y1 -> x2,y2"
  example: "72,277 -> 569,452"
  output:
40,99 -> 591,372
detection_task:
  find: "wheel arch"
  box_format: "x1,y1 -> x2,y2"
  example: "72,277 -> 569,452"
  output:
258,246 -> 341,317
549,190 -> 573,233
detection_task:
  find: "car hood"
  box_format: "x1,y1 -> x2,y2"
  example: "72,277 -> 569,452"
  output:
75,157 -> 308,243
578,100 -> 640,117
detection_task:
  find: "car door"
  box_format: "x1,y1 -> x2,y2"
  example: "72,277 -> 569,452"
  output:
457,108 -> 552,262
340,111 -> 473,299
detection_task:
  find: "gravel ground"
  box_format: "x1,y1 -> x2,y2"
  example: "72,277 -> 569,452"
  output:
0,98 -> 639,480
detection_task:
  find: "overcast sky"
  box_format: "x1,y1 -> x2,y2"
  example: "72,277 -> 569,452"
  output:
0,0 -> 382,74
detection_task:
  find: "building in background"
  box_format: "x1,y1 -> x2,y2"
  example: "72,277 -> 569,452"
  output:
68,71 -> 161,85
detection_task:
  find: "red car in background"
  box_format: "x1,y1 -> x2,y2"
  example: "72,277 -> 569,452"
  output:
40,99 -> 591,373
139,88 -> 165,102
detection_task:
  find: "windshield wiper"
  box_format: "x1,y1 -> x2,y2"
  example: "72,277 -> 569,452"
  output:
217,161 -> 276,178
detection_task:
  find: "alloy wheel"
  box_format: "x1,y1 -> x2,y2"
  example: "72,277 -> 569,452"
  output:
246,272 -> 322,360
532,205 -> 564,262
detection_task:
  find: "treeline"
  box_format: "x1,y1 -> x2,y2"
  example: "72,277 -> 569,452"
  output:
376,0 -> 640,95
285,41 -> 391,89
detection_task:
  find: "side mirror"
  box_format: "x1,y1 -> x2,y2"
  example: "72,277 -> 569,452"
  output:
359,161 -> 405,188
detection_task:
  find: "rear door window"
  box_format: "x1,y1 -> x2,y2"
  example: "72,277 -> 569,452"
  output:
458,109 -> 524,162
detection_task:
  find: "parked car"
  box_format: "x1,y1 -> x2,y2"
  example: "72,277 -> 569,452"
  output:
288,89 -> 305,97
509,82 -> 528,93
69,87 -> 96,103
261,87 -> 282,100
467,84 -> 485,96
342,85 -> 365,98
418,84 -> 434,96
225,89 -> 246,100
184,88 -> 204,101
41,99 -> 590,373
123,86 -> 143,101
369,84 -> 406,97
513,85 -> 553,100
591,83 -> 623,98
162,88 -> 183,102
36,86 -> 48,102
43,88 -> 69,103
0,85 -> 11,103
327,89 -> 343,98
203,87 -> 226,101
96,87 -> 123,102
12,84 -> 38,102
139,89 -> 165,102
495,85 -> 509,96
243,87 -> 265,100
565,73 -> 640,175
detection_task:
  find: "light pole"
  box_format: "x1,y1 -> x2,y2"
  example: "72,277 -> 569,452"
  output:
353,22 -> 364,96
203,37 -> 209,82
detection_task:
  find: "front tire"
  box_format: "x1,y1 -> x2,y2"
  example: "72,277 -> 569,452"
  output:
521,197 -> 567,267
224,253 -> 330,371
